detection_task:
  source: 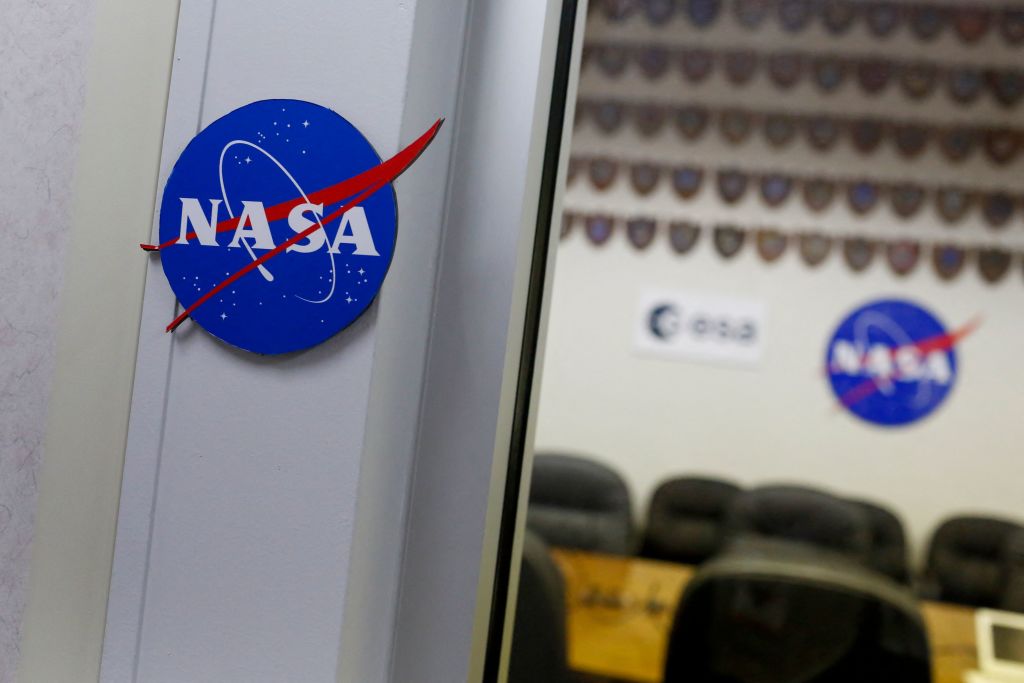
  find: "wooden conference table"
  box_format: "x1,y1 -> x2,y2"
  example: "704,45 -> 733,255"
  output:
550,548 -> 978,683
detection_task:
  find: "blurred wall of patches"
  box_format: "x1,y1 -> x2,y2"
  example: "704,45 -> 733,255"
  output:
535,0 -> 1024,563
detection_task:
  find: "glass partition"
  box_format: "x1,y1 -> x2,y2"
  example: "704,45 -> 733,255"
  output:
501,2 -> 1024,682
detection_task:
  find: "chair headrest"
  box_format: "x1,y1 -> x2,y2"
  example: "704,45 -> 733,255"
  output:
650,476 -> 742,518
529,454 -> 630,513
932,516 -> 1024,560
725,485 -> 872,558
665,537 -> 928,683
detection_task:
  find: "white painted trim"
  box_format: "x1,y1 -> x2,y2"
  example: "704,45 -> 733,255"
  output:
98,3 -> 215,678
388,2 -> 575,681
493,3 -> 590,679
334,1 -> 473,681
17,2 -> 181,681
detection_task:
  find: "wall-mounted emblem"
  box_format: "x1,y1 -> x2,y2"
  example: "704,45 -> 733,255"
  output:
909,4 -> 945,40
668,221 -> 701,254
680,48 -> 714,81
144,99 -> 440,354
630,163 -> 661,195
978,247 -> 1013,283
717,169 -> 748,203
735,0 -> 769,28
675,105 -> 709,139
626,217 -> 657,250
585,214 -> 615,245
866,2 -> 899,37
779,0 -> 813,32
825,299 -> 978,427
1002,7 -> 1024,44
713,225 -> 746,258
755,229 -> 788,262
760,174 -> 792,206
932,244 -> 967,281
725,50 -> 758,85
637,46 -> 670,79
764,113 -> 797,147
798,233 -> 832,267
842,237 -> 877,272
686,0 -> 722,28
672,166 -> 704,198
646,0 -> 676,24
886,241 -> 921,276
635,104 -> 667,137
635,289 -> 766,368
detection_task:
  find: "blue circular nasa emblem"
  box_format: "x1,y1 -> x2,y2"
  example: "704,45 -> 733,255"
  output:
157,99 -> 398,354
825,299 -> 960,427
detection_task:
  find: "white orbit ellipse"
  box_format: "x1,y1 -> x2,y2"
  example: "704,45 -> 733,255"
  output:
218,140 -> 338,304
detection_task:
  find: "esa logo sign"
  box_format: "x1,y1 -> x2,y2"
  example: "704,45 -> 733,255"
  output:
825,299 -> 978,427
144,99 -> 440,355
635,290 -> 765,367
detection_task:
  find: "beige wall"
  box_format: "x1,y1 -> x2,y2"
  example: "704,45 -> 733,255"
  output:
0,2 -> 96,679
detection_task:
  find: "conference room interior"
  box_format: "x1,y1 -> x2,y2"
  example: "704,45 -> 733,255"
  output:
505,2 -> 1024,683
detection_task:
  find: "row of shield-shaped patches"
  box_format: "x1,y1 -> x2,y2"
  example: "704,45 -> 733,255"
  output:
568,156 -> 1024,229
589,0 -> 1024,47
581,43 -> 1024,108
562,211 -> 1022,285
574,98 -> 1024,166
565,0 -> 1024,270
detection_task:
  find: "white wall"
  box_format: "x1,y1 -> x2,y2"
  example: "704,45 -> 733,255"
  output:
0,1 -> 95,679
535,9 -> 1024,565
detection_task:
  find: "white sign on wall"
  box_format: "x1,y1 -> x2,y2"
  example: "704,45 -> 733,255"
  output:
634,289 -> 767,368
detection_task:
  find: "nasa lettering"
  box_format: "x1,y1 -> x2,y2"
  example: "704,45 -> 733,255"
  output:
825,299 -> 979,427
145,99 -> 441,354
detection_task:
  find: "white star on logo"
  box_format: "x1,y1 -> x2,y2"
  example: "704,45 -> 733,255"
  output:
345,296 -> 353,303
220,313 -> 228,320
358,267 -> 366,276
244,156 -> 252,164
302,120 -> 310,128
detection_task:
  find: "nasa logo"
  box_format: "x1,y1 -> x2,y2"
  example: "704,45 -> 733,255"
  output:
825,299 -> 979,427
146,99 -> 441,354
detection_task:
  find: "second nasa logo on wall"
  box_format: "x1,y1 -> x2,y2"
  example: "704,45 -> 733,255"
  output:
145,99 -> 441,355
825,298 -> 980,427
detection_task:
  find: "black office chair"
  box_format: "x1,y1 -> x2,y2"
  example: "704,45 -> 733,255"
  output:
723,485 -> 873,562
641,476 -> 743,564
527,454 -> 634,555
664,537 -> 932,683
850,498 -> 911,584
923,515 -> 1024,607
508,532 -> 569,683
1002,530 -> 1024,612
